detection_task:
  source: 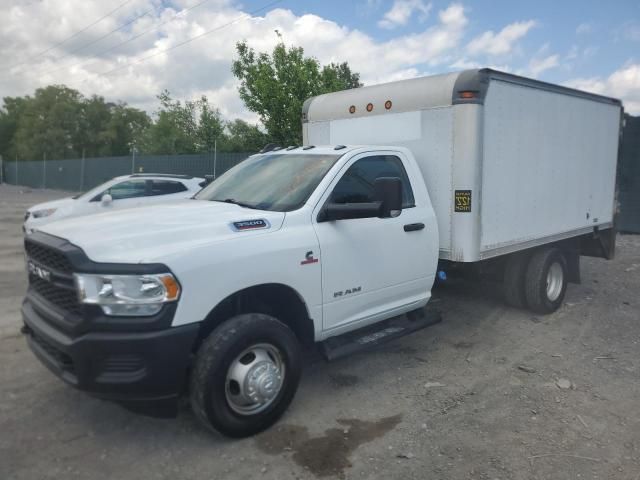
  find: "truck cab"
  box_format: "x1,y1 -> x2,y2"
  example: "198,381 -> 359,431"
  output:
21,145 -> 439,438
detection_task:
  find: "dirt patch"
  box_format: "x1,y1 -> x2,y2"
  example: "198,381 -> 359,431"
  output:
329,373 -> 359,387
256,414 -> 402,478
451,341 -> 474,349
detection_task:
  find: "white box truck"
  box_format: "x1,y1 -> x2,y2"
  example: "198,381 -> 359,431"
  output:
21,69 -> 622,437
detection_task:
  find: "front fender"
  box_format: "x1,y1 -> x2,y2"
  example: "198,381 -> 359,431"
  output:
165,225 -> 322,337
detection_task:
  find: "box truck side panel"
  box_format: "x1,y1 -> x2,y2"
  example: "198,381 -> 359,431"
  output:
480,80 -> 620,256
309,108 -> 455,256
306,120 -> 329,145
327,111 -> 423,145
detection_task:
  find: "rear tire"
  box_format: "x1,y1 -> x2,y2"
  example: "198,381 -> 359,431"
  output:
190,313 -> 301,438
524,248 -> 568,314
503,253 -> 530,308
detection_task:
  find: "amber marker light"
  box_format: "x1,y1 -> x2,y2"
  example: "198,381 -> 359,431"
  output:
349,105 -> 356,114
366,103 -> 374,112
160,274 -> 181,301
385,100 -> 392,110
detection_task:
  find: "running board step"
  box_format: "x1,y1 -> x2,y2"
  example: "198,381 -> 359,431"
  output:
320,308 -> 442,361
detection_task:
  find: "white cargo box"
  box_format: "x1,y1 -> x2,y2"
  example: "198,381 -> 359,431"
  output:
303,69 -> 622,262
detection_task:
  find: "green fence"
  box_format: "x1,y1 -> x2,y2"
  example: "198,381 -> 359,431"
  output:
0,152 -> 251,192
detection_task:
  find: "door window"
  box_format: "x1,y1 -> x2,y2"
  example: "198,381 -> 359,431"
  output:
149,180 -> 188,196
330,155 -> 415,208
102,180 -> 148,200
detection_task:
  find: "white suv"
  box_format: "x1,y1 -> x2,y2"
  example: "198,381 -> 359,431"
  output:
24,174 -> 206,234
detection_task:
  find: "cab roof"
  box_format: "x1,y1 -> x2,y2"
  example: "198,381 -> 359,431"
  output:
254,145 -> 405,156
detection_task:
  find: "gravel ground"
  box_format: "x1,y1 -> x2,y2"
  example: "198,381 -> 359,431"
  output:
1,183 -> 639,480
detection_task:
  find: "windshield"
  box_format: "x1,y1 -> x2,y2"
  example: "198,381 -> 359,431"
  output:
195,153 -> 341,212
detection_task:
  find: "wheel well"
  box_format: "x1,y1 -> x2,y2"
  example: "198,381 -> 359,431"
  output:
195,284 -> 315,350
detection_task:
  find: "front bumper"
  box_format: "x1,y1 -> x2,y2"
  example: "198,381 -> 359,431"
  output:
22,298 -> 200,416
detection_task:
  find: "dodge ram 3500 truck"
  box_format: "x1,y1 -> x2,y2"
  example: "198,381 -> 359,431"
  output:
21,69 -> 622,437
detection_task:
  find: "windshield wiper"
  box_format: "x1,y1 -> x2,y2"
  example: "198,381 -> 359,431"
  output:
215,198 -> 259,209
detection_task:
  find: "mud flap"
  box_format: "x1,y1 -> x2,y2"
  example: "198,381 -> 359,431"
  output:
580,227 -> 616,260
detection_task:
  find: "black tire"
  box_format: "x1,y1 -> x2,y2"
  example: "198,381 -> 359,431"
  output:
524,248 -> 568,314
503,253 -> 530,308
190,313 -> 301,438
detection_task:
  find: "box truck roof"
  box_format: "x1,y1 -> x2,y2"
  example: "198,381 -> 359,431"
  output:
302,68 -> 622,124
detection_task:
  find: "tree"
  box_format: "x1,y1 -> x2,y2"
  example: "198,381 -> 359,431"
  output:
1,84 -> 280,159
232,40 -> 362,146
142,91 -> 225,154
321,62 -> 362,91
13,85 -> 84,159
221,119 -> 271,152
75,95 -> 113,157
197,98 -> 225,153
0,96 -> 27,160
0,86 -> 151,160
102,104 -> 151,156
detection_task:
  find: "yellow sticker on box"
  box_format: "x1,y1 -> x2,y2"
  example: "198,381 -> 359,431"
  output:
454,190 -> 472,212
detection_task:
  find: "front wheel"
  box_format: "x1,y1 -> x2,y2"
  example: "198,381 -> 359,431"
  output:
190,313 -> 301,438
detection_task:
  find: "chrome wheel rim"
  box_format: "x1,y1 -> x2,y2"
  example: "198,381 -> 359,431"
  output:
546,262 -> 564,302
224,343 -> 285,415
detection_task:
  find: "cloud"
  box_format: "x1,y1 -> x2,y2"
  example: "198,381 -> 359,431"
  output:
528,54 -> 560,77
565,63 -> 640,114
619,21 -> 640,42
0,1 -> 474,119
1,0 -> 607,124
378,0 -> 432,29
448,58 -> 512,73
449,58 -> 481,70
576,22 -> 593,35
467,20 -> 536,56
566,44 -> 598,64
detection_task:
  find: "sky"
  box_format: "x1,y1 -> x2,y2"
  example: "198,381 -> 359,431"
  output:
0,0 -> 639,122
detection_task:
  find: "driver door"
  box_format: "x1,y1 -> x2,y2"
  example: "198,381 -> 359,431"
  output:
313,152 -> 432,334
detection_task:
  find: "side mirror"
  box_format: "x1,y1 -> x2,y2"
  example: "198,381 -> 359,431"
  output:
202,175 -> 215,187
101,194 -> 113,206
319,176 -> 404,222
321,202 -> 382,221
374,177 -> 402,217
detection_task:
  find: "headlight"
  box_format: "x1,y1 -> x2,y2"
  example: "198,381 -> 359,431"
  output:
31,208 -> 57,219
74,273 -> 180,317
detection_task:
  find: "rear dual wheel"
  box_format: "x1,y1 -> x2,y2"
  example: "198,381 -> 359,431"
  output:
503,247 -> 568,314
524,248 -> 568,314
503,252 -> 530,308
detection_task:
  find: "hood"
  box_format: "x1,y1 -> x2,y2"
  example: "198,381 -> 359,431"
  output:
28,197 -> 76,215
40,200 -> 286,264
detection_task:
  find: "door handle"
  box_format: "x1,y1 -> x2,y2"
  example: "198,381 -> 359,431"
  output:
404,223 -> 425,232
